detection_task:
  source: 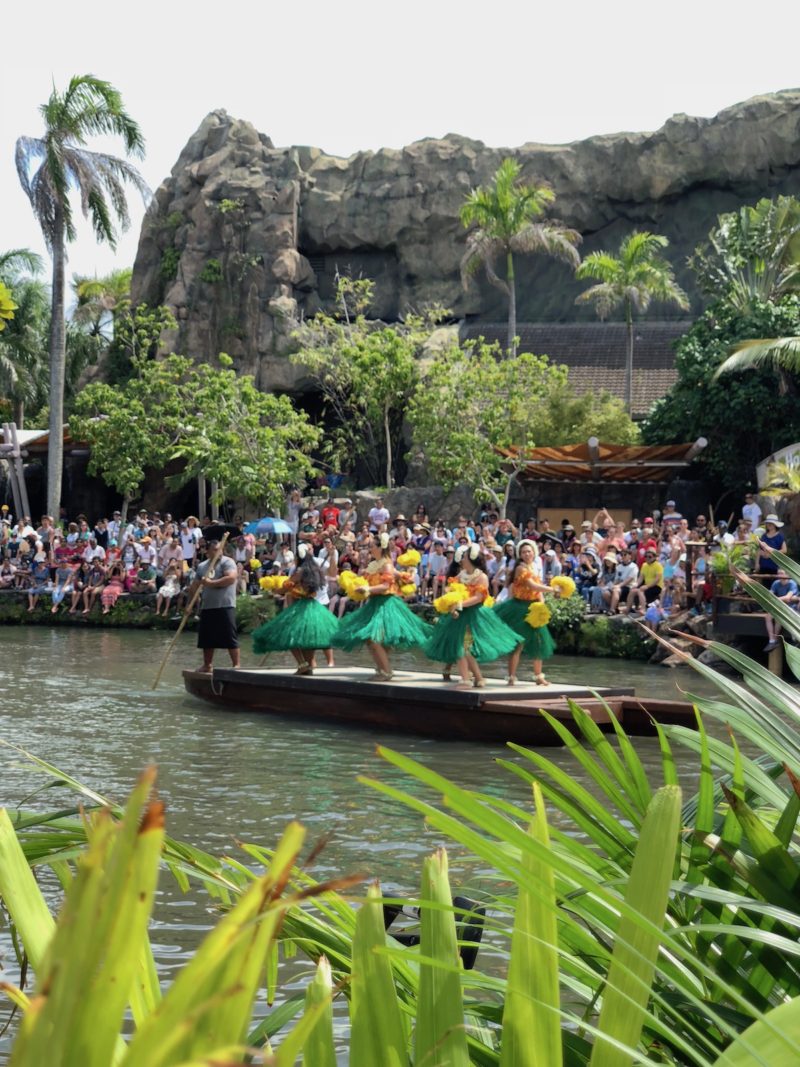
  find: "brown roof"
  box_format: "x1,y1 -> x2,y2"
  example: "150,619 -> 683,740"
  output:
460,321 -> 690,418
501,440 -> 706,485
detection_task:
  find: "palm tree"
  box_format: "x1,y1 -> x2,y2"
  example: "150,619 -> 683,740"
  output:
71,267 -> 132,340
15,75 -> 147,516
460,158 -> 581,356
575,231 -> 689,414
715,335 -> 800,389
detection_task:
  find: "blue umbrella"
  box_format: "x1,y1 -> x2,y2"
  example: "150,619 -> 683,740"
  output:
244,516 -> 294,537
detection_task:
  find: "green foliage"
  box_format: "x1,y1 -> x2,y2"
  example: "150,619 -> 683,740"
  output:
0,280 -> 17,330
407,339 -> 638,515
163,211 -> 184,231
217,198 -> 244,215
0,276 -> 49,425
71,351 -> 319,511
107,301 -> 177,382
158,246 -> 180,282
576,231 -> 689,320
293,276 -> 442,487
691,195 -> 800,313
555,613 -> 654,659
199,257 -> 223,284
643,296 -> 800,491
543,591 -> 587,639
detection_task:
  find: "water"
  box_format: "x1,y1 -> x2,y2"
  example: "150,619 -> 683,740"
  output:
0,627 -> 724,1056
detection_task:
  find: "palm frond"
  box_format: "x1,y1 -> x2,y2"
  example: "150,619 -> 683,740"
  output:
510,221 -> 581,265
0,248 -> 44,281
715,336 -> 800,377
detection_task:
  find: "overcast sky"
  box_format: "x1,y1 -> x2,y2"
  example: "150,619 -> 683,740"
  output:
3,0 -> 799,284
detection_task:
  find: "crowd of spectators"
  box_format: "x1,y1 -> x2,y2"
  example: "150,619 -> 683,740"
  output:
0,491 -> 789,642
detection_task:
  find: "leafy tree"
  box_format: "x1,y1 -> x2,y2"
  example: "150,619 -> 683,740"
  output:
691,195 -> 800,312
575,231 -> 689,413
0,282 -> 16,333
407,340 -> 637,516
642,296 -> 800,494
71,267 -> 132,339
293,276 -> 442,488
0,277 -> 49,426
460,158 -> 581,356
15,74 -> 148,517
70,354 -> 319,517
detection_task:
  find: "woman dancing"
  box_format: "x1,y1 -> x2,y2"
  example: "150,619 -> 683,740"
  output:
494,539 -> 555,686
424,544 -> 520,689
252,545 -> 340,675
332,533 -> 431,680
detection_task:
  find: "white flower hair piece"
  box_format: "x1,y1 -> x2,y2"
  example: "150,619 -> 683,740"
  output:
297,543 -> 310,560
454,544 -> 468,564
379,532 -> 390,550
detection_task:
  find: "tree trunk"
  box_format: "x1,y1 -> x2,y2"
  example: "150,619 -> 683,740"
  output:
384,401 -> 393,489
13,400 -> 24,429
624,302 -> 634,415
506,251 -> 517,358
47,212 -> 67,519
120,491 -> 131,527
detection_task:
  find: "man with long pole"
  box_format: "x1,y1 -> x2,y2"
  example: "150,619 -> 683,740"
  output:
188,536 -> 241,673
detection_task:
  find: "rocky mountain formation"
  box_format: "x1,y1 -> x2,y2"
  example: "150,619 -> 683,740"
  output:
131,90 -> 800,387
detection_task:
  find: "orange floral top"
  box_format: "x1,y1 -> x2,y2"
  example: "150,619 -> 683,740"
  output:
284,578 -> 312,600
366,559 -> 398,596
511,564 -> 543,602
460,570 -> 489,602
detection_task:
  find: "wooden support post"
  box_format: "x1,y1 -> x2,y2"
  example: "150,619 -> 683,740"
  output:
3,423 -> 24,521
587,436 -> 600,482
197,474 -> 206,518
768,642 -> 784,677
210,480 -> 219,521
9,423 -> 31,520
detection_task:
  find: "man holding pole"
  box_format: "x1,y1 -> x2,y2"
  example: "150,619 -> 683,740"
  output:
190,537 -> 240,673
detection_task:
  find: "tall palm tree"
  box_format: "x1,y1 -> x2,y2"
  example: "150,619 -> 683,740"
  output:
460,158 -> 581,356
575,231 -> 689,414
15,75 -> 147,516
71,267 -> 132,340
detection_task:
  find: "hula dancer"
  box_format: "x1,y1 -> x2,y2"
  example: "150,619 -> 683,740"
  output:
494,539 -> 555,686
425,544 -> 521,689
332,533 -> 431,681
252,545 -> 339,675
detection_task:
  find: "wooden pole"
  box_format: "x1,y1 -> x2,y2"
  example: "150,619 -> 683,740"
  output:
151,533 -> 230,690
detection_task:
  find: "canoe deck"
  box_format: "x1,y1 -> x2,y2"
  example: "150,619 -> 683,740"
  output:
182,666 -> 695,745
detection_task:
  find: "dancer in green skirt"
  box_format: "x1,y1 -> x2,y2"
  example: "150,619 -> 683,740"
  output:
494,539 -> 555,685
424,544 -> 521,689
252,546 -> 339,675
332,533 -> 431,680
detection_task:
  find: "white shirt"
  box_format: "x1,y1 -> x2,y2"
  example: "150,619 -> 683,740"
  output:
742,501 -> 762,528
368,506 -> 390,530
134,543 -> 157,567
82,544 -> 106,562
180,526 -> 201,559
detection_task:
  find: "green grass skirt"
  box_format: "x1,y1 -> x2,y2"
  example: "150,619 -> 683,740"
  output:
493,597 -> 556,660
331,594 -> 432,651
424,603 -> 521,665
252,598 -> 339,654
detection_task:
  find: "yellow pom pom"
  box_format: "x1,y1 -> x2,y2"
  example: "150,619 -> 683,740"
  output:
549,575 -> 576,599
258,575 -> 271,590
400,583 -> 416,596
483,595 -> 495,609
525,600 -> 552,628
249,558 -> 262,570
396,549 -> 421,567
433,582 -> 470,614
350,580 -> 370,601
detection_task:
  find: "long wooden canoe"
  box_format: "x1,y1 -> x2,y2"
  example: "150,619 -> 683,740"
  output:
183,666 -> 695,746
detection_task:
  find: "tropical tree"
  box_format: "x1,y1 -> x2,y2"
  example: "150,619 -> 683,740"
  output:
0,277 -> 49,426
691,195 -> 800,312
715,333 -> 800,390
15,74 -> 148,517
575,231 -> 690,413
460,158 -> 581,356
71,267 -> 132,339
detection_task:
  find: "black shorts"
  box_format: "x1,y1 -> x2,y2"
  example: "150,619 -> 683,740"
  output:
644,585 -> 661,605
197,606 -> 239,649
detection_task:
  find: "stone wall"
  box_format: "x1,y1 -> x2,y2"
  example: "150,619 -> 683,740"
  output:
131,90 -> 800,391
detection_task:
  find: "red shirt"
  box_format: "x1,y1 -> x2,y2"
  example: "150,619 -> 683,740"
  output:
320,505 -> 340,527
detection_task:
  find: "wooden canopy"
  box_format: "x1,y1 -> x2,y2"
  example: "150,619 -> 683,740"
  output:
503,437 -> 707,485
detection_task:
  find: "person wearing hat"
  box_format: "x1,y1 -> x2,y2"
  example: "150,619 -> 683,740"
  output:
589,553 -> 618,613
607,547 -> 639,615
134,536 -> 157,568
756,515 -> 786,576
494,539 -> 555,685
1,503 -> 11,525
187,538 -> 240,672
337,499 -> 357,530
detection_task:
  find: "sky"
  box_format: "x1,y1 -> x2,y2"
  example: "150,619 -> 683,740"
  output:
3,0 -> 799,285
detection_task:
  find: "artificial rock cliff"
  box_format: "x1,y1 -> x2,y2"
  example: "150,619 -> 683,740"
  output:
131,89 -> 800,385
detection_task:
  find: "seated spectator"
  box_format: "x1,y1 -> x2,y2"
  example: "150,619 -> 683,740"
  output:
51,560 -> 76,614
575,551 -> 599,599
81,559 -> 107,614
624,548 -> 664,615
101,564 -> 126,613
763,569 -> 799,651
589,555 -> 618,612
27,554 -> 53,612
68,560 -> 92,613
542,548 -> 562,582
0,558 -> 16,588
425,540 -> 450,599
592,507 -> 615,535
607,548 -> 639,615
130,562 -> 157,594
155,560 -> 182,616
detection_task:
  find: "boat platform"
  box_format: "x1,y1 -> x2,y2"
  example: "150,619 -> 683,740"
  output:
182,666 -> 695,746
